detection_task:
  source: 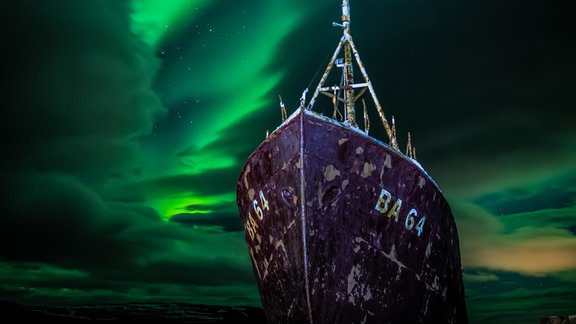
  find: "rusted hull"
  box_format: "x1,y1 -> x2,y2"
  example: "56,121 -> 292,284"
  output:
236,108 -> 468,323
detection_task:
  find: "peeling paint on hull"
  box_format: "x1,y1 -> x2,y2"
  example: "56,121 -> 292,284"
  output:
236,108 -> 468,324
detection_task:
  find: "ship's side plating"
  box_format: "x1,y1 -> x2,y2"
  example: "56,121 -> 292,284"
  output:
237,110 -> 309,323
236,109 -> 468,323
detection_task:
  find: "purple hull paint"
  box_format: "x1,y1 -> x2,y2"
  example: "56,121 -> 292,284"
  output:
237,108 -> 468,323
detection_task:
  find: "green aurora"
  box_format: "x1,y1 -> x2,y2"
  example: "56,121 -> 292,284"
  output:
1,0 -> 575,323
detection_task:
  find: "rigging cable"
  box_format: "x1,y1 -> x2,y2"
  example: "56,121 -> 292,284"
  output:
306,49 -> 333,95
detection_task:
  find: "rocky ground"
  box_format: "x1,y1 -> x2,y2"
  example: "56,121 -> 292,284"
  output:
540,314 -> 576,324
0,300 -> 266,323
3,299 -> 573,323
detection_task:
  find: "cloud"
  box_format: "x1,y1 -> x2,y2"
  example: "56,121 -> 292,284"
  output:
0,0 -> 165,260
455,201 -> 576,276
0,172 -> 162,266
2,0 -> 165,179
0,0 -> 259,307
463,271 -> 499,283
131,168 -> 239,198
452,168 -> 576,278
170,210 -> 244,233
467,285 -> 576,324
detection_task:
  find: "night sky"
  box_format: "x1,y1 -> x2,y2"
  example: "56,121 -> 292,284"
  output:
1,0 -> 575,323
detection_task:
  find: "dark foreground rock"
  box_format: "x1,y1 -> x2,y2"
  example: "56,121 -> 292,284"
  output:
540,314 -> 576,324
0,300 -> 266,323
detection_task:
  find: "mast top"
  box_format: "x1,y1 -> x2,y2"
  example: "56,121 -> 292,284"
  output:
341,0 -> 350,27
306,0 -> 402,151
332,0 -> 350,30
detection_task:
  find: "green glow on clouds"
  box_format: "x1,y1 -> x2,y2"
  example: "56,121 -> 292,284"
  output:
152,192 -> 235,221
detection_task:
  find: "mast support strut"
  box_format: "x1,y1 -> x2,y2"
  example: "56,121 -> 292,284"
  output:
306,0 -> 398,149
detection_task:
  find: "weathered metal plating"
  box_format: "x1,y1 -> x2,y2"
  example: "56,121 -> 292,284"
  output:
237,109 -> 469,323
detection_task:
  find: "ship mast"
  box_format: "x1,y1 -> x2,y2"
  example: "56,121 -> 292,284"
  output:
307,0 -> 398,150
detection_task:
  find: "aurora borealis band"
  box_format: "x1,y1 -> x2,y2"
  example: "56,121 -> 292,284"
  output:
1,0 -> 575,323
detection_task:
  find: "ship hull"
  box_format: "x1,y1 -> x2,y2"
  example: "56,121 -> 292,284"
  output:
236,108 -> 468,323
